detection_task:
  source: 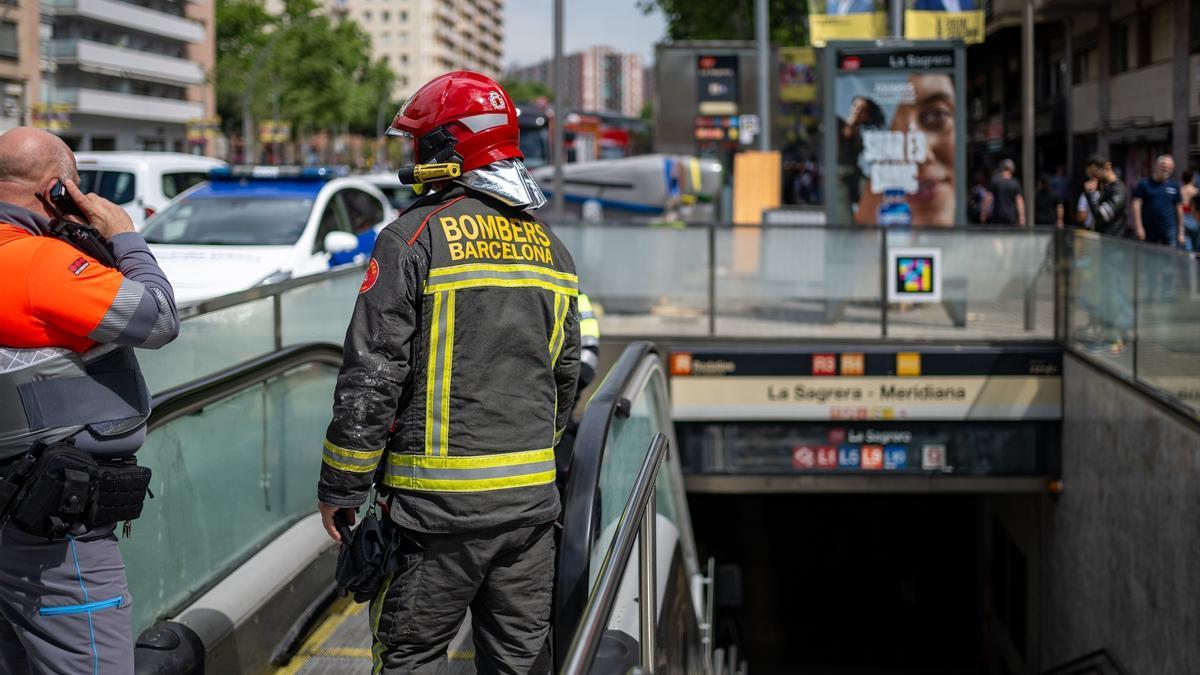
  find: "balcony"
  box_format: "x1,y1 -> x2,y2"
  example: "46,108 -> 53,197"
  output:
43,0 -> 205,44
51,86 -> 203,123
51,40 -> 204,86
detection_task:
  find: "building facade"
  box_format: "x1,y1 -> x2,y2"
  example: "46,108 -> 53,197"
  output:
508,46 -> 644,118
0,0 -> 41,134
968,0 -> 1197,197
328,0 -> 504,101
36,0 -> 215,152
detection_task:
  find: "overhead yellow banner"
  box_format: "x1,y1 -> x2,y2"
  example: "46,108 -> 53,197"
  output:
810,12 -> 888,48
905,4 -> 985,44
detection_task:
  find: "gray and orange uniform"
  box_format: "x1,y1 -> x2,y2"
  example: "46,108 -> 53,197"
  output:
318,185 -> 581,533
0,201 -> 178,675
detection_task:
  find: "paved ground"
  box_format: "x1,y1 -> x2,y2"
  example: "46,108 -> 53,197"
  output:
272,598 -> 476,675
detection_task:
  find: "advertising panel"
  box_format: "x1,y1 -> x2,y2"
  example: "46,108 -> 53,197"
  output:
696,54 -> 739,116
823,42 -> 966,227
905,0 -> 986,44
809,0 -> 887,48
779,47 -> 817,103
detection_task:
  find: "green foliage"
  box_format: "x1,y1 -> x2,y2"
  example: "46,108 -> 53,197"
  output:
216,0 -> 396,137
637,0 -> 810,45
499,79 -> 553,104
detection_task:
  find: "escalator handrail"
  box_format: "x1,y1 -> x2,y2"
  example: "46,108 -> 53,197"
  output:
148,342 -> 344,430
561,433 -> 669,674
554,340 -> 661,664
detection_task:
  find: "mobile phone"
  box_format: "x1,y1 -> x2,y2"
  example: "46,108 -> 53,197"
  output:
35,179 -> 117,268
48,179 -> 88,221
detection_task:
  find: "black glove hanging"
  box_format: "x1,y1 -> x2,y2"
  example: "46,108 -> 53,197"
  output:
333,502 -> 402,603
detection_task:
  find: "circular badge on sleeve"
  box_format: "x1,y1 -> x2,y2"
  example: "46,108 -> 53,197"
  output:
359,258 -> 380,293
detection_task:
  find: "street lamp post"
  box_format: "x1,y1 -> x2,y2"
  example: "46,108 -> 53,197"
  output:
551,0 -> 565,220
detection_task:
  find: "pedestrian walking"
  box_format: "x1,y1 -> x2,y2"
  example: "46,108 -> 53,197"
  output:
1132,154 -> 1185,248
989,158 -> 1024,226
1034,174 -> 1064,227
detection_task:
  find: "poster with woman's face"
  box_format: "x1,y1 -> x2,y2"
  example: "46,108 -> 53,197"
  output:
834,71 -> 958,227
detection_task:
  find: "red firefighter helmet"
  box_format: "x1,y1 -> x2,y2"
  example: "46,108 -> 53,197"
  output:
387,71 -> 521,174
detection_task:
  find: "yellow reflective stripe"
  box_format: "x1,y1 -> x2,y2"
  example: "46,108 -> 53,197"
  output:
550,293 -> 570,365
424,291 -> 442,456
322,455 -> 377,473
370,572 -> 393,675
390,448 -> 554,469
549,293 -> 563,359
323,439 -> 383,461
383,448 -> 557,492
439,291 -> 455,457
385,470 -> 556,493
424,277 -> 579,296
428,262 -> 579,283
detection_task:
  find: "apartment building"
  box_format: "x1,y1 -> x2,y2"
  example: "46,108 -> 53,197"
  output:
0,0 -> 40,133
328,0 -> 504,100
968,0 -> 1198,188
35,0 -> 215,151
507,46 -> 645,118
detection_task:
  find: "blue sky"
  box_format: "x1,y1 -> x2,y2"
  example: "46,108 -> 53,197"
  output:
502,0 -> 667,69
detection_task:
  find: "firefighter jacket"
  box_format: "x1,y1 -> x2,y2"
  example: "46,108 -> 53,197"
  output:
318,186 -> 581,533
0,202 -> 179,460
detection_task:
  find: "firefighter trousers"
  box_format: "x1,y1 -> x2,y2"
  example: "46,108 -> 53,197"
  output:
370,521 -> 555,675
0,523 -> 134,675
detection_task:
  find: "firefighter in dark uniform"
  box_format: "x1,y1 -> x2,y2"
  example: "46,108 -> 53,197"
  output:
0,127 -> 178,674
316,72 -> 580,674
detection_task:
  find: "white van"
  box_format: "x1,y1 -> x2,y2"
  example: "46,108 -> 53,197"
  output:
75,152 -> 227,229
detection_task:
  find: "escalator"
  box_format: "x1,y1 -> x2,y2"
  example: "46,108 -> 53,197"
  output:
128,341 -> 711,674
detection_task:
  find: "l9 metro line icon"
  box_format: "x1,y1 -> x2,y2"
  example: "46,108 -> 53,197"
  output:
888,247 -> 942,303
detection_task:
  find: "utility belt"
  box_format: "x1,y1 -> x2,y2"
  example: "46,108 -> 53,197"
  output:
0,441 -> 151,539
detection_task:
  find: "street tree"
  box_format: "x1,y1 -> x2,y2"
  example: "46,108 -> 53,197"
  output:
217,0 -> 395,143
637,0 -> 809,45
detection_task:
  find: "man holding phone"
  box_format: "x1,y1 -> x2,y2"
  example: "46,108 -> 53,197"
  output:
0,127 -> 179,674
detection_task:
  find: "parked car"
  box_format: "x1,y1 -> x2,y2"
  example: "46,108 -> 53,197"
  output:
140,166 -> 395,305
75,152 -> 228,228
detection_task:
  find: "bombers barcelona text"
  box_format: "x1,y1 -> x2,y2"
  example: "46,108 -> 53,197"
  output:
440,214 -> 554,265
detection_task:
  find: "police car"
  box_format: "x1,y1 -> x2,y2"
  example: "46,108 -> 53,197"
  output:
140,166 -> 395,305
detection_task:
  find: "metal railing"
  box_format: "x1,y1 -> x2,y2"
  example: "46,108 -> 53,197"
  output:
561,432 -> 670,675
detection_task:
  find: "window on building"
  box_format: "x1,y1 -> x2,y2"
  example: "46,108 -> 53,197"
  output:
1148,3 -> 1173,64
0,21 -> 17,59
1192,0 -> 1200,54
1111,21 -> 1130,74
400,10 -> 408,21
382,10 -> 390,21
1073,47 -> 1094,84
363,10 -> 371,20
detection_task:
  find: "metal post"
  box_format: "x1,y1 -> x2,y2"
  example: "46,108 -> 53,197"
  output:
890,0 -> 903,38
707,225 -> 716,336
1171,0 -> 1190,170
879,232 -> 889,337
1096,5 -> 1111,158
1022,0 -> 1035,330
755,0 -> 770,151
639,485 -> 657,671
551,0 -> 565,220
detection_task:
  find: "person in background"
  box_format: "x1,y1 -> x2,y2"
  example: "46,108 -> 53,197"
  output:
1082,153 -> 1132,355
1034,174 -> 1064,227
1180,169 -> 1198,252
1131,154 -> 1184,247
967,170 -> 993,224
1051,165 -> 1070,207
989,159 -> 1024,226
1075,189 -> 1095,229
